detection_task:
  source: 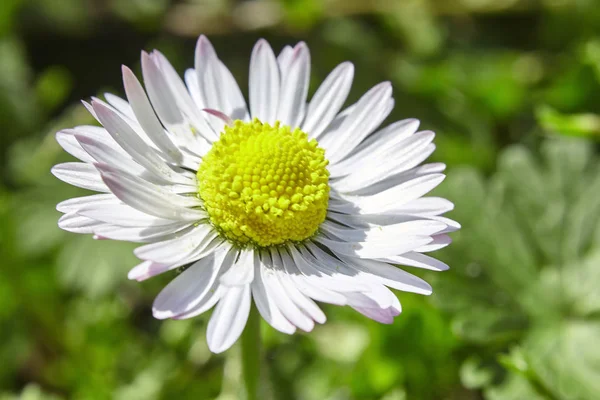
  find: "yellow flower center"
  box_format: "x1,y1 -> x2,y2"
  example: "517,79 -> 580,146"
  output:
197,119 -> 330,247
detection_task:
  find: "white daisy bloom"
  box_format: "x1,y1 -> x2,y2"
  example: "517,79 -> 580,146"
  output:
52,36 -> 458,353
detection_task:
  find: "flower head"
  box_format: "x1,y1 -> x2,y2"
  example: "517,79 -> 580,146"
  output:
52,36 -> 458,353
197,119 -> 329,247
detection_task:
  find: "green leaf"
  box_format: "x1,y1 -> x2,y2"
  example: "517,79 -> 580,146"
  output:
0,384 -> 63,400
56,236 -> 136,298
484,373 -> 546,400
312,322 -> 370,364
0,37 -> 39,146
452,307 -> 526,344
460,356 -> 494,390
436,137 -> 600,397
524,322 -> 600,400
536,105 -> 600,138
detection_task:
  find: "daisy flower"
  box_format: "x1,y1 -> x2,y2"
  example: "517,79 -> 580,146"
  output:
52,36 -> 458,353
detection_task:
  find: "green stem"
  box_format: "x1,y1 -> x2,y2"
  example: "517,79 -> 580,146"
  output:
241,304 -> 261,400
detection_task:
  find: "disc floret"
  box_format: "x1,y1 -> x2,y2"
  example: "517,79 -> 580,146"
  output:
197,119 -> 330,247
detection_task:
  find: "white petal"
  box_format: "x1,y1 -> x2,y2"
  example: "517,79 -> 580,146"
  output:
344,163 -> 447,197
128,260 -> 165,281
288,245 -> 370,292
104,93 -> 136,120
184,69 -> 203,111
81,100 -> 98,119
140,54 -> 214,155
277,45 -> 293,72
206,284 -> 251,353
134,224 -> 215,264
57,193 -> 116,213
279,248 -> 347,305
91,96 -> 157,149
340,256 -> 432,295
151,51 -> 202,119
249,39 -> 280,124
278,273 -> 326,323
92,100 -> 192,185
261,251 -> 314,332
140,51 -> 185,131
77,203 -> 176,227
328,118 -> 420,177
251,253 -> 296,334
274,250 -> 326,324
320,82 -> 393,164
331,132 -> 436,192
220,248 -> 255,286
172,282 -> 223,320
75,134 -> 147,178
195,36 -> 249,122
332,174 -> 446,214
58,213 -> 105,233
51,162 -> 109,192
78,134 -> 197,191
127,236 -> 223,281
73,125 -> 110,136
344,286 -> 395,309
435,217 -> 461,233
379,251 -> 450,271
121,65 -> 183,163
218,59 -> 249,121
395,197 -> 455,216
195,35 -> 248,132
152,246 -> 234,319
202,108 -> 234,126
194,36 -> 224,131
339,129 -> 435,177
352,307 -> 394,323
327,211 -> 421,229
315,104 -> 356,145
300,244 -> 399,309
152,50 -> 220,140
277,42 -> 310,128
316,235 -> 433,259
98,165 -> 205,221
351,297 -> 401,324
93,221 -> 192,243
56,130 -> 95,163
415,234 -> 452,252
303,62 -> 354,139
321,220 -> 447,244
99,165 -> 199,209
70,125 -> 125,156
73,125 -> 146,166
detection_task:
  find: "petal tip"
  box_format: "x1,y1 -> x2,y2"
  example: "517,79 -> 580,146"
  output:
196,35 -> 215,55
121,64 -> 133,75
341,61 -> 355,72
152,306 -> 172,320
255,38 -> 268,48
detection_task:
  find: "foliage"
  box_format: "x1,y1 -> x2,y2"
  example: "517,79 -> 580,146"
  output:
435,138 -> 600,399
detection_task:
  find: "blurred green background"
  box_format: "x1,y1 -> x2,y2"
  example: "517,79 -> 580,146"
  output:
2,0 -> 600,399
